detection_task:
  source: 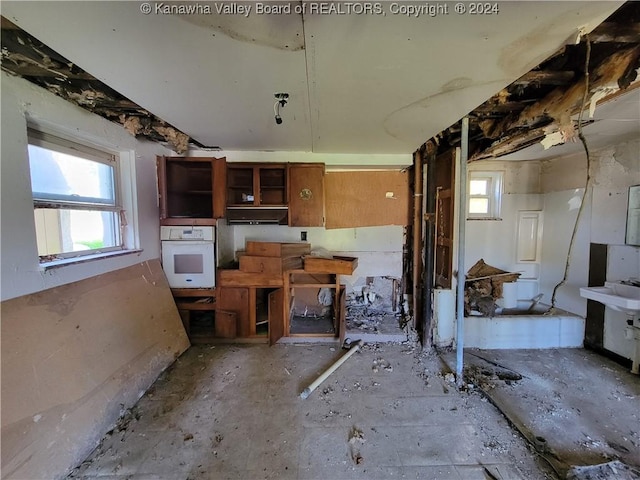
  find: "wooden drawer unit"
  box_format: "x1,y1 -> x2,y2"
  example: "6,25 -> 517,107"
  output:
246,241 -> 310,258
304,256 -> 358,275
238,255 -> 302,275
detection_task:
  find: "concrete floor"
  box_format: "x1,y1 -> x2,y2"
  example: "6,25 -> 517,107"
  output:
69,342 -> 556,479
441,348 -> 640,479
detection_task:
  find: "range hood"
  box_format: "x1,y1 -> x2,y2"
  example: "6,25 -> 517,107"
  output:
226,207 -> 288,225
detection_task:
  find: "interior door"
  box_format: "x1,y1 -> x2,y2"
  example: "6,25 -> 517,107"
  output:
269,288 -> 285,346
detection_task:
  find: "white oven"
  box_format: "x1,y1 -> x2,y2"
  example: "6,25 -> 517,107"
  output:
161,226 -> 215,288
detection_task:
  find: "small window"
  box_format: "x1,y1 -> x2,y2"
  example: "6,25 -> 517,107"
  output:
467,171 -> 503,219
28,130 -> 124,262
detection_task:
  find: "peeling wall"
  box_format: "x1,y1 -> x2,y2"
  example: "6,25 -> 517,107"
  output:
538,138 -> 640,360
540,151 -> 588,193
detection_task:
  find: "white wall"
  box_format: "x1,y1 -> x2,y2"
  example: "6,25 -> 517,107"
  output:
539,187 -> 591,315
455,146 -> 639,358
539,140 -> 640,360
1,73 -> 170,301
465,193 -> 544,272
593,143 -> 640,359
464,160 -> 543,301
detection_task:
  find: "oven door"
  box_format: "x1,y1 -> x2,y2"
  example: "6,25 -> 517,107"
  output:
161,240 -> 215,288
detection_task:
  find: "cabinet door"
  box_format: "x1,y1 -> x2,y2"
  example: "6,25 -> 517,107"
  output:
157,156 -> 226,224
217,287 -> 250,337
212,157 -> 227,218
268,288 -> 285,346
226,165 -> 255,206
259,166 -> 287,206
288,164 -> 325,227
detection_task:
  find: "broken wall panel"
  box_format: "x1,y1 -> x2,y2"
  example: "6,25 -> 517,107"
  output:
0,260 -> 189,480
325,171 -> 410,229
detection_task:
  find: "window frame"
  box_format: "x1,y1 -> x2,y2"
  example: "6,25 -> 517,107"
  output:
467,171 -> 503,220
28,128 -> 127,263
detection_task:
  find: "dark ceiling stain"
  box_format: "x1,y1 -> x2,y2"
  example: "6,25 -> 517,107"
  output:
177,3 -> 305,52
0,16 -> 198,153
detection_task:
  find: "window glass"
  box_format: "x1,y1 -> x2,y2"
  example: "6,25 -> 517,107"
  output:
28,145 -> 115,205
28,133 -> 122,261
468,171 -> 503,219
469,198 -> 489,214
469,179 -> 488,196
34,208 -> 120,256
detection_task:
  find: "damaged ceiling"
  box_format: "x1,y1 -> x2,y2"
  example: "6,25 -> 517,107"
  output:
1,16 -> 193,154
1,1 -> 637,156
429,2 -> 640,161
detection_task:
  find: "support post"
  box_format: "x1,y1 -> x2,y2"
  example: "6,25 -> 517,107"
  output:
423,143 -> 436,348
456,117 -> 469,386
412,150 -> 424,334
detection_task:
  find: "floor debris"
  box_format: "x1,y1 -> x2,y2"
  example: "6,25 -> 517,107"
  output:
441,348 -> 640,479
566,460 -> 640,480
70,343 -> 600,479
348,426 -> 366,465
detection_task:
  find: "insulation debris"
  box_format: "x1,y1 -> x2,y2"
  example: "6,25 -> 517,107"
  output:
348,426 -> 365,465
566,460 -> 640,480
1,18 -> 195,154
153,126 -> 190,154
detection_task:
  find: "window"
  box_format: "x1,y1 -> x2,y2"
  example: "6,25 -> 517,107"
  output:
467,171 -> 503,219
28,129 -> 125,262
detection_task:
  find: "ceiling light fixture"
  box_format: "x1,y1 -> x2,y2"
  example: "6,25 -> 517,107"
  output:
274,93 -> 289,125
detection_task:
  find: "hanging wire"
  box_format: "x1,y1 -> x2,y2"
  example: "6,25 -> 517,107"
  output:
549,35 -> 592,312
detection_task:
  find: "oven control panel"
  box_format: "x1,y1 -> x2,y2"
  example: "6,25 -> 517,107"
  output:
160,226 -> 214,241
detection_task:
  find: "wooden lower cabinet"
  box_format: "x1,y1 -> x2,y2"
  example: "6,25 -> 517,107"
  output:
217,287 -> 250,337
172,288 -> 238,343
217,286 -> 285,343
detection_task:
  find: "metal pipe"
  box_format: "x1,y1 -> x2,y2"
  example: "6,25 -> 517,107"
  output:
423,143 -> 437,347
456,118 -> 469,387
412,150 -> 424,333
300,340 -> 364,399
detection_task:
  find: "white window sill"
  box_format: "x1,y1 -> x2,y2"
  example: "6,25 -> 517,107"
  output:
467,217 -> 503,221
39,249 -> 143,271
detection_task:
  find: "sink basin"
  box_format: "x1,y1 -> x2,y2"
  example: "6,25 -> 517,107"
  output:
580,282 -> 640,314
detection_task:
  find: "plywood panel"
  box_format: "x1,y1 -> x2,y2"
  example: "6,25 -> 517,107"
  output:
0,259 -> 189,480
325,171 -> 409,229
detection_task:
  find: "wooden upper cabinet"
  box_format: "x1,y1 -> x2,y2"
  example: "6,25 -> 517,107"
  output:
226,163 -> 287,207
288,163 -> 325,227
157,156 -> 226,225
